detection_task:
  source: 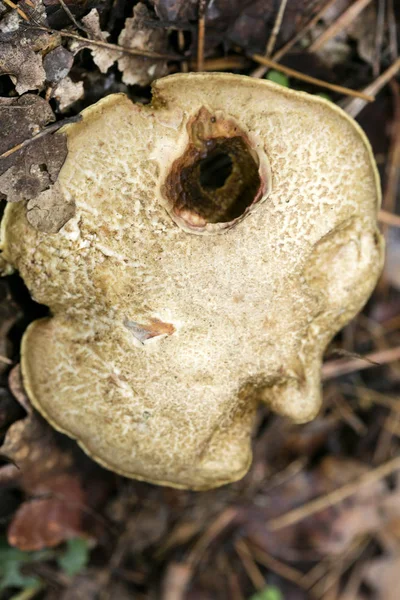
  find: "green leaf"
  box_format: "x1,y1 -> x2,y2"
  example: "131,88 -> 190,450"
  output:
0,537 -> 52,591
266,70 -> 290,88
58,538 -> 90,577
249,586 -> 283,600
316,92 -> 332,101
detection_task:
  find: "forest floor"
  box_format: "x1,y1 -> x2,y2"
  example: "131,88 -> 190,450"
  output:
1,1 -> 400,599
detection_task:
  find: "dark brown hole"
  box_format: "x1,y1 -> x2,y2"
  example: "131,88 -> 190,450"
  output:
199,151 -> 233,190
178,136 -> 261,224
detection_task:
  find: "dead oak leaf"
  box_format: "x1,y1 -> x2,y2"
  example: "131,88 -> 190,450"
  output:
70,9 -> 119,73
8,474 -> 86,551
117,3 -> 169,86
27,181 -> 76,233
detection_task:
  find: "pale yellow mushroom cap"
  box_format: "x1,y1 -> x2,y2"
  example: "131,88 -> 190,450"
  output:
1,73 -> 384,490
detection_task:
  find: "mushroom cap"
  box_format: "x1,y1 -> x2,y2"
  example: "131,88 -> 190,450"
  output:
1,73 -> 383,490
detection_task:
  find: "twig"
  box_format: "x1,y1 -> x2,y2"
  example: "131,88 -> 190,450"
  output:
187,507 -> 238,567
250,543 -> 312,589
308,0 -> 374,53
273,0 -> 339,62
2,0 -> 29,20
190,56 -> 250,71
197,0 -> 207,72
251,54 -> 374,101
373,0 -> 386,77
235,539 -> 266,591
251,0 -> 338,78
321,345 -> 400,380
178,30 -> 189,73
29,24 -> 181,60
383,82 -> 400,218
378,209 -> 400,228
57,0 -> 89,34
388,0 -> 398,61
0,115 -> 81,161
344,57 -> 400,118
266,454 -> 400,531
265,0 -> 289,58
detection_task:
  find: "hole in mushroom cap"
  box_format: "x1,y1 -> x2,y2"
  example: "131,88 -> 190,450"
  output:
165,135 -> 261,227
199,149 -> 233,190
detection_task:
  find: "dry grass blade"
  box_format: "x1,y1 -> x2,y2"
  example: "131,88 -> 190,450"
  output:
308,0 -> 374,52
266,454 -> 400,531
251,54 -> 374,100
321,345 -> 400,380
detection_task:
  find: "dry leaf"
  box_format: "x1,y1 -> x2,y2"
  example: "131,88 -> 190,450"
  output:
43,46 -> 74,83
53,76 -> 85,111
0,95 -> 55,175
27,181 -> 76,233
117,3 -> 169,86
8,474 -> 86,551
70,9 -> 119,73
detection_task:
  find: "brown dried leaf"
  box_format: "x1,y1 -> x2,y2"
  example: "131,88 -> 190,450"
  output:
0,0 -> 58,93
70,9 -> 119,73
27,181 -> 76,233
8,474 -> 86,551
151,0 -> 198,21
0,43 -> 46,94
53,76 -> 85,111
0,95 -> 55,175
117,3 -> 169,86
43,46 -> 74,83
0,95 -> 69,217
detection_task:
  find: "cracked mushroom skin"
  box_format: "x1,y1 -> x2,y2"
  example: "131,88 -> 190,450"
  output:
1,73 -> 384,490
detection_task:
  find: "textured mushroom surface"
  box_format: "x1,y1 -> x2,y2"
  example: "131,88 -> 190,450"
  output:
1,73 -> 384,490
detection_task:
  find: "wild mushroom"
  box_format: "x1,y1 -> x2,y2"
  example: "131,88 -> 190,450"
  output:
0,73 -> 383,490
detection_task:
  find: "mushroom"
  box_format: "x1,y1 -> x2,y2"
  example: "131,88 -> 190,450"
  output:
0,73 -> 384,490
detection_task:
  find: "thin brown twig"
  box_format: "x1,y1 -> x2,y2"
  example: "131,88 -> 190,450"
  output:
57,0 -> 89,34
2,0 -> 29,20
266,454 -> 400,531
187,507 -> 238,567
378,209 -> 400,228
251,54 -> 374,101
388,0 -> 399,61
273,0 -> 339,62
344,57 -> 400,118
321,345 -> 400,380
250,542 -> 312,589
383,81 -> 400,218
308,0 -> 374,53
190,56 -> 250,71
197,0 -> 207,72
29,24 -> 181,60
265,0 -> 289,58
235,539 -> 266,591
252,0 -> 338,78
0,115 -> 81,161
373,0 -> 386,77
